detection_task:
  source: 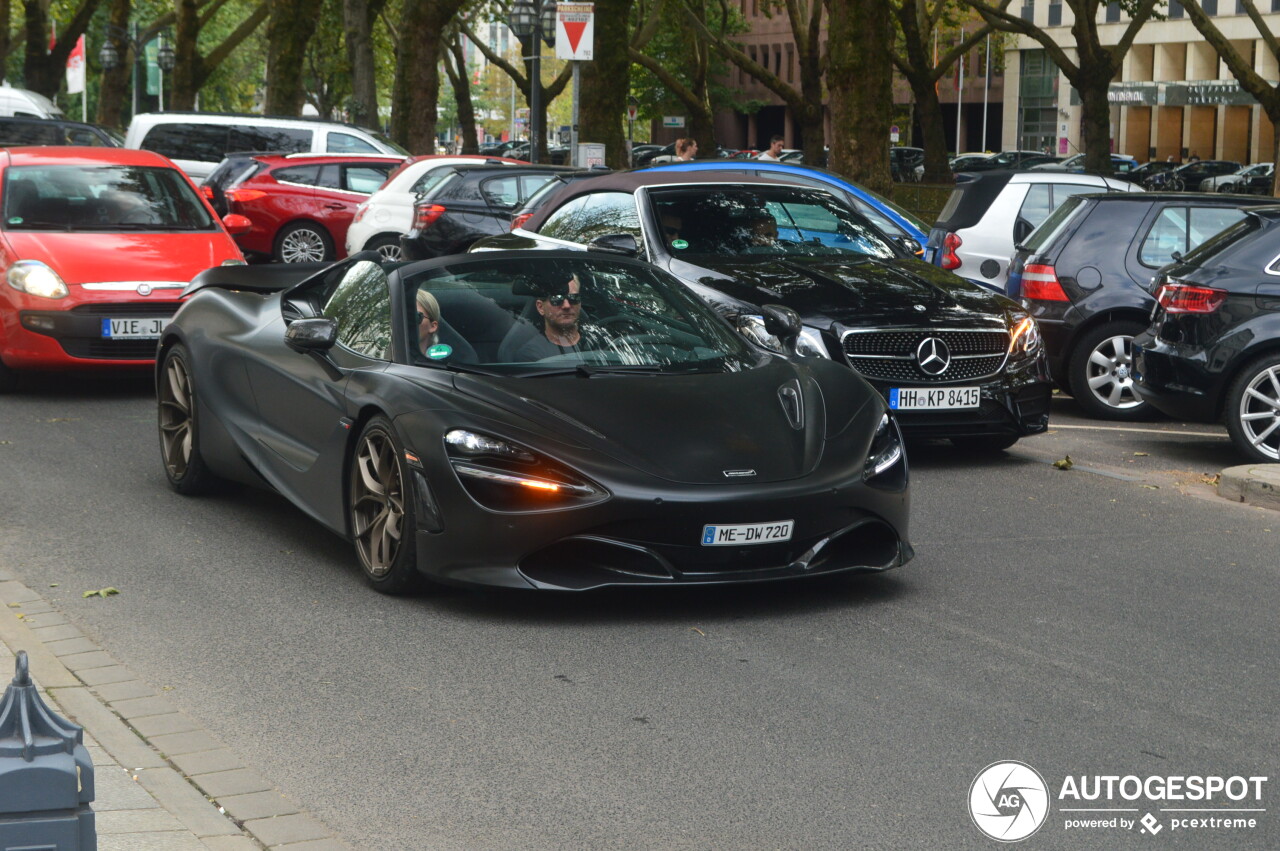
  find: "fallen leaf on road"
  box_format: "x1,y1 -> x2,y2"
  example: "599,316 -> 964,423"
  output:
45,417 -> 80,423
1133,452 -> 1149,457
1141,485 -> 1159,490
82,587 -> 120,598
1052,455 -> 1073,470
1201,473 -> 1221,486
690,627 -> 705,636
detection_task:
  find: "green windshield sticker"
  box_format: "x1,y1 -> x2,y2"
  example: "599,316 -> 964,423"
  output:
7,217 -> 22,225
671,239 -> 689,250
427,344 -> 453,360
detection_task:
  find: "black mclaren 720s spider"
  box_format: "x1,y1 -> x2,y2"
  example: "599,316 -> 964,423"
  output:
156,250 -> 913,593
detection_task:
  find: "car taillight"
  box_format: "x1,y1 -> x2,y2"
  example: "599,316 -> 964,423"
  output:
1155,283 -> 1227,314
940,232 -> 962,270
225,188 -> 266,203
510,212 -> 533,231
352,204 -> 367,224
1021,264 -> 1069,301
200,185 -> 215,200
414,204 -> 447,229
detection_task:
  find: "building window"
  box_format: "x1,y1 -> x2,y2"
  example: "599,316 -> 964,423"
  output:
1169,0 -> 1183,17
1105,1 -> 1120,22
1049,0 -> 1062,26
1021,1 -> 1035,22
1019,49 -> 1059,153
1203,0 -> 1217,13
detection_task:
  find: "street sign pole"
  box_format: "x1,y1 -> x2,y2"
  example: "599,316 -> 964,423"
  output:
571,61 -> 581,166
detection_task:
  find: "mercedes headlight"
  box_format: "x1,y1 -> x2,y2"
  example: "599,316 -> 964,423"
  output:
7,260 -> 68,299
796,326 -> 831,358
737,315 -> 830,358
1008,316 -> 1042,357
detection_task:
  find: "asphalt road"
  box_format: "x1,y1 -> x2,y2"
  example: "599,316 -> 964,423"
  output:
0,374 -> 1275,849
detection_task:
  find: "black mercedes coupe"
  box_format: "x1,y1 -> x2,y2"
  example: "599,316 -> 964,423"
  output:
156,251 -> 912,593
475,171 -> 1051,451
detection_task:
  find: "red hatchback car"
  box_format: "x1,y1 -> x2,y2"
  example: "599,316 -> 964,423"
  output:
0,146 -> 247,392
219,153 -> 404,263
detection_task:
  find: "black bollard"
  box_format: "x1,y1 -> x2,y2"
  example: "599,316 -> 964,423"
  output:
0,650 -> 96,850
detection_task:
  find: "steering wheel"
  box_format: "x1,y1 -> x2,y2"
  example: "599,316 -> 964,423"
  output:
595,314 -> 649,336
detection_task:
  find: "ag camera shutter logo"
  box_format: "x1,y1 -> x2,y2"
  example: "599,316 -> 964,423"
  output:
969,761 -> 1050,842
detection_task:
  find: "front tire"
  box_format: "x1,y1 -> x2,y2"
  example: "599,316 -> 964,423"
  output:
1225,353 -> 1280,463
275,222 -> 334,263
157,345 -> 221,494
349,416 -> 422,594
1067,321 -> 1150,420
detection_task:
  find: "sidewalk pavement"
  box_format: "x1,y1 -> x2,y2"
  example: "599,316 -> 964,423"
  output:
0,567 -> 352,851
1218,463 -> 1280,511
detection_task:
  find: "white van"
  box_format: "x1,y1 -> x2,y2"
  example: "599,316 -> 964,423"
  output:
125,112 -> 408,182
0,86 -> 64,119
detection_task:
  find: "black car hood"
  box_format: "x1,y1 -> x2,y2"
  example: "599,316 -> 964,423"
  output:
673,255 -> 1012,329
451,359 -> 865,485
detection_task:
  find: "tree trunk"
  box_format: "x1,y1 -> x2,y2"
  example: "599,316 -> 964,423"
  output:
906,73 -> 950,182
171,0 -> 203,110
0,0 -> 10,85
578,0 -> 632,169
342,0 -> 383,129
825,0 -> 892,194
22,0 -> 102,98
264,0 -> 314,115
96,0 -> 132,128
1078,76 -> 1114,174
445,34 -> 480,154
392,0 -> 465,154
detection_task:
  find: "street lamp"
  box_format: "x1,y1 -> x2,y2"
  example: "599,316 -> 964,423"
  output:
507,0 -> 557,163
99,25 -> 174,116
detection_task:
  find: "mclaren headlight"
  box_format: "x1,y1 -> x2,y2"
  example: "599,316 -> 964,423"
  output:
863,413 -> 907,489
737,315 -> 830,358
7,260 -> 69,299
444,429 -> 606,511
1008,315 -> 1042,358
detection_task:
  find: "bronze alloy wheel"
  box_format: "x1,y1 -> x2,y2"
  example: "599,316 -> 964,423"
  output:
157,345 -> 218,494
351,420 -> 408,580
158,352 -> 193,480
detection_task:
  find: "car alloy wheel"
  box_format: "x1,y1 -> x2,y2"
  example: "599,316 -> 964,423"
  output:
276,223 -> 333,263
1226,353 -> 1280,463
1068,321 -> 1149,420
349,416 -> 421,593
367,234 -> 403,262
157,345 -> 219,494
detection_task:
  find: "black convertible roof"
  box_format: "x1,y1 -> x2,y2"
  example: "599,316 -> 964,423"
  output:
522,170 -> 813,232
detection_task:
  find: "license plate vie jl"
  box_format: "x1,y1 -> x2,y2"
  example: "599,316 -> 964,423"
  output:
101,318 -> 166,339
701,520 -> 794,547
890,386 -> 980,410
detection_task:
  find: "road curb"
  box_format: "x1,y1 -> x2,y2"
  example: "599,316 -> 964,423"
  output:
0,573 -> 352,851
1218,463 -> 1280,511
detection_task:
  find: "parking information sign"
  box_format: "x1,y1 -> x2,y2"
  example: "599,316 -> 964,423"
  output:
556,3 -> 594,61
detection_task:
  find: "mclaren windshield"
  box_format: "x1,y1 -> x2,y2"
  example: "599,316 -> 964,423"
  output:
402,255 -> 764,374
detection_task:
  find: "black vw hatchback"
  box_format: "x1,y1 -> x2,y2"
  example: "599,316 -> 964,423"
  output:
1009,191 -> 1270,420
1134,206 -> 1280,462
478,171 -> 1051,451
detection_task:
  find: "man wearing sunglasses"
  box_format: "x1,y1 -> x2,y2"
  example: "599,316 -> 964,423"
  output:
513,274 -> 598,360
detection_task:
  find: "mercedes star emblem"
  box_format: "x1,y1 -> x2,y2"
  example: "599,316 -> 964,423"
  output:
916,337 -> 951,375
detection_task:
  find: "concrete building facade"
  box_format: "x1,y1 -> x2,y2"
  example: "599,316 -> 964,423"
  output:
1003,1 -> 1280,163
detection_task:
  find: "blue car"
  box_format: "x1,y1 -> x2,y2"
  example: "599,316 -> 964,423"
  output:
644,160 -> 929,253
